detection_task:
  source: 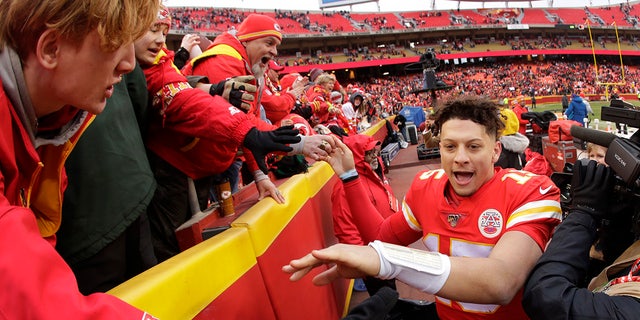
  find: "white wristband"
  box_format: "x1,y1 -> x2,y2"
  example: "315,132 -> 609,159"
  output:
369,240 -> 451,295
339,168 -> 358,181
253,170 -> 269,182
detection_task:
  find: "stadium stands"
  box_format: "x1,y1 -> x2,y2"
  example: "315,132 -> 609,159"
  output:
546,8 -> 589,25
400,11 -> 452,28
520,8 -> 552,24
349,12 -> 404,31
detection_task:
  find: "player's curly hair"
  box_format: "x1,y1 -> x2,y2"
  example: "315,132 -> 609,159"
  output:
434,95 -> 505,141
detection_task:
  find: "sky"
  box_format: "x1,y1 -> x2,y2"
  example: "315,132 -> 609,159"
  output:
164,0 -> 631,12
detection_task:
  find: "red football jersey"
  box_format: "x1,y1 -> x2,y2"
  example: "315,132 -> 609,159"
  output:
396,167 -> 561,320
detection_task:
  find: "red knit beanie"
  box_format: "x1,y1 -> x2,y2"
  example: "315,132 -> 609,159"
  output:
236,14 -> 282,42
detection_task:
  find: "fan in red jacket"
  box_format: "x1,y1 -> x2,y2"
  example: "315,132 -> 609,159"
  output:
331,134 -> 398,245
135,11 -> 303,261
305,73 -> 352,135
0,0 -> 161,318
511,98 -> 529,135
261,59 -> 307,124
183,13 -> 337,187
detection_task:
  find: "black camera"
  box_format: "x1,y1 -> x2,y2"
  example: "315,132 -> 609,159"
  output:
406,47 -> 450,95
558,103 -> 640,235
545,101 -> 640,266
420,48 -> 440,70
570,101 -> 640,186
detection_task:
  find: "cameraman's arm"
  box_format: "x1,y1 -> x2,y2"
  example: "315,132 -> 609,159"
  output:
522,161 -> 640,319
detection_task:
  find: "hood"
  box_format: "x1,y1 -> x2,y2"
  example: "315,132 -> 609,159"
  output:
0,47 -> 86,148
571,96 -> 584,104
344,134 -> 380,172
35,106 -> 87,148
0,47 -> 38,145
500,132 -> 529,153
349,92 -> 365,107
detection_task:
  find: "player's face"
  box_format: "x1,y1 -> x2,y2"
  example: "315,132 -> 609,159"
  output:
134,23 -> 169,66
439,119 -> 500,196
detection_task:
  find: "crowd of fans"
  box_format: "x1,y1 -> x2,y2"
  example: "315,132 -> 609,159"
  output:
169,7 -> 247,32
166,3 -> 640,35
321,59 -> 640,122
165,4 -> 640,70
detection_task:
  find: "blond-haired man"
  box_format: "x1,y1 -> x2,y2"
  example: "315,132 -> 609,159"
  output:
0,0 -> 160,318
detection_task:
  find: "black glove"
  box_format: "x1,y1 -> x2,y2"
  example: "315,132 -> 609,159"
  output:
570,159 -> 615,219
210,75 -> 256,112
243,126 -> 301,174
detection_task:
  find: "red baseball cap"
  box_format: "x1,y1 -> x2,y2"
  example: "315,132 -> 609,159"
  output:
269,60 -> 285,72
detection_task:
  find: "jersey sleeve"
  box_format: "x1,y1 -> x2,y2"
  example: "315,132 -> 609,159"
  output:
503,171 -> 562,250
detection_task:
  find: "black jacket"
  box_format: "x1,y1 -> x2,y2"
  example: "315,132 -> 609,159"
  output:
496,132 -> 528,170
522,211 -> 640,319
393,113 -> 406,129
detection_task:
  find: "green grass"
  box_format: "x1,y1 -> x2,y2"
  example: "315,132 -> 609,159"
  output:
531,100 -> 611,121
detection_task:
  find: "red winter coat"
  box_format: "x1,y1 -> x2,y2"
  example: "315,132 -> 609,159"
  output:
262,77 -> 296,124
0,78 -> 155,319
183,32 -> 278,173
183,33 -> 274,130
331,135 -> 398,245
143,48 -> 255,179
512,104 -> 529,135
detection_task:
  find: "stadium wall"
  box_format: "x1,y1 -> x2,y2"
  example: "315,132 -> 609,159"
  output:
108,120 -> 389,319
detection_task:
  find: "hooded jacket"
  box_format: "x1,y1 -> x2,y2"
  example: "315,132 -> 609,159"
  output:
496,133 -> 529,170
565,95 -> 588,126
0,47 -> 153,318
341,92 -> 366,124
331,134 -> 399,245
142,48 -> 255,179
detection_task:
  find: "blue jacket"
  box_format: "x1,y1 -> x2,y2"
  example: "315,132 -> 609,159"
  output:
565,95 -> 588,126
